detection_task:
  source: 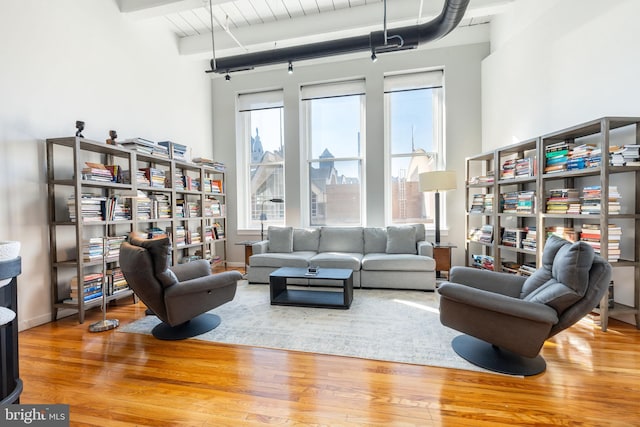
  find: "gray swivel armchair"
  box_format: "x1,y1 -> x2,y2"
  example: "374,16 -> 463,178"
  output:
119,235 -> 242,340
438,235 -> 611,375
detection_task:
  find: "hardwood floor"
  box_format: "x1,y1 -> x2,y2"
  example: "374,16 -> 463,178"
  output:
17,294 -> 640,426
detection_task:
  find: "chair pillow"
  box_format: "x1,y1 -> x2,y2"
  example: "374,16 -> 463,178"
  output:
521,235 -> 595,313
268,226 -> 294,253
129,235 -> 178,288
386,225 -> 417,254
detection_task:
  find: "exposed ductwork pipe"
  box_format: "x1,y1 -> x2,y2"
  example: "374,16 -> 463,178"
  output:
209,0 -> 470,74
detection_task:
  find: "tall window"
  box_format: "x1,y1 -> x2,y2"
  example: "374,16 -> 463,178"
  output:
301,80 -> 366,226
236,90 -> 285,231
384,70 -> 444,226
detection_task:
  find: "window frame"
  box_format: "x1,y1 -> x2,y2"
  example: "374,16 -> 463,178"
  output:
300,79 -> 367,227
383,69 -> 445,229
235,90 -> 286,232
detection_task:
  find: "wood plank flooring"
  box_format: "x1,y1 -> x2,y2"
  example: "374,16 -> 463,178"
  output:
17,292 -> 640,426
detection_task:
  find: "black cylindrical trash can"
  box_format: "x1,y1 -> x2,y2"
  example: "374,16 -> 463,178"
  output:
0,256 -> 22,404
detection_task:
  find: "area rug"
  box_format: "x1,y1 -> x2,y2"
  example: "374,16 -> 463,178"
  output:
119,281 -> 487,373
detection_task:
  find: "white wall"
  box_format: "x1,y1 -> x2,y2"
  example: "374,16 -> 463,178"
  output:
482,0 -> 640,323
483,0 -> 640,147
0,0 -> 212,330
211,41 -> 489,267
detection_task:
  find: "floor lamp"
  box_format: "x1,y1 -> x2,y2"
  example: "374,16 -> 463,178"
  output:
260,198 -> 284,240
419,171 -> 457,245
89,192 -> 139,332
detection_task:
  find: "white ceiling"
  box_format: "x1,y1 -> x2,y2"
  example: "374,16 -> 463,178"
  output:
117,0 -> 512,59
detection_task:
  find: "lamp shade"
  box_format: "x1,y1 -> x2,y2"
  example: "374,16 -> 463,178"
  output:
419,170 -> 457,192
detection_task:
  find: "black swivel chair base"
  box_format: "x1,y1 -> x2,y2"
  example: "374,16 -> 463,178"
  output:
151,313 -> 222,340
452,334 -> 546,376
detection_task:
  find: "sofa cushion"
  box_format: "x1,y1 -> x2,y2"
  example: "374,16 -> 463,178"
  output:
250,251 -> 316,268
386,225 -> 417,254
362,253 -> 435,271
310,252 -> 363,271
412,223 -> 426,243
293,228 -> 320,252
268,226 -> 293,253
521,235 -> 595,314
129,235 -> 178,288
364,227 -> 387,254
318,227 -> 364,253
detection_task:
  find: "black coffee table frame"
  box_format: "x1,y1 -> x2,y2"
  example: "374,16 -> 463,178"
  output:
269,267 -> 353,309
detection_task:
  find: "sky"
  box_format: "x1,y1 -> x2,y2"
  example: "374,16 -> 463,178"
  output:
250,88 -> 436,180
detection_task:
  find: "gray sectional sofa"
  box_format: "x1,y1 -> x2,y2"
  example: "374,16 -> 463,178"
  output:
247,225 -> 437,290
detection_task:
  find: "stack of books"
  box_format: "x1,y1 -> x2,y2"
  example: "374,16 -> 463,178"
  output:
468,227 -> 482,242
149,193 -> 171,219
517,190 -> 536,214
500,153 -> 518,179
158,141 -> 188,161
610,144 -> 640,166
501,261 -> 521,274
501,191 -> 518,213
106,267 -> 129,295
471,254 -> 494,270
470,194 -> 485,213
136,192 -> 152,220
580,224 -> 622,262
68,194 -> 106,222
518,262 -> 537,276
502,228 -> 526,248
521,226 -> 537,252
581,186 -> 621,215
121,138 -> 169,158
479,224 -> 493,244
82,162 -> 114,182
82,237 -> 104,262
567,143 -> 599,170
546,188 -> 580,214
68,273 -> 103,303
515,157 -> 536,177
544,141 -> 576,173
175,225 -> 186,246
141,168 -> 167,189
546,226 -> 578,242
192,157 -> 226,172
483,193 -> 494,213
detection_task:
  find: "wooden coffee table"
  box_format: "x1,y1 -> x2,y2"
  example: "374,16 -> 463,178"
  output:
269,267 -> 353,309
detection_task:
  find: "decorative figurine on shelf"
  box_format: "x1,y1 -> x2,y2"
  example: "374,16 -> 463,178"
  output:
106,130 -> 117,145
75,120 -> 85,138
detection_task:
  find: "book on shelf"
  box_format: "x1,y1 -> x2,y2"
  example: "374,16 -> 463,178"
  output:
501,228 -> 526,248
479,224 -> 493,244
471,254 -> 494,270
469,194 -> 486,213
546,226 -> 578,242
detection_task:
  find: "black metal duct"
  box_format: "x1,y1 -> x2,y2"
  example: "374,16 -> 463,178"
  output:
211,0 -> 470,74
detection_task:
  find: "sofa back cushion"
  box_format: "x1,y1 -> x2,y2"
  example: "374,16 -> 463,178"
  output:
386,225 -> 417,254
364,227 -> 387,254
412,223 -> 426,243
293,228 -> 320,252
268,226 -> 294,253
318,227 -> 364,253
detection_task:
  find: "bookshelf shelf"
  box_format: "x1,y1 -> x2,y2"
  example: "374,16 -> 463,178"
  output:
467,116 -> 640,332
47,136 -> 228,324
